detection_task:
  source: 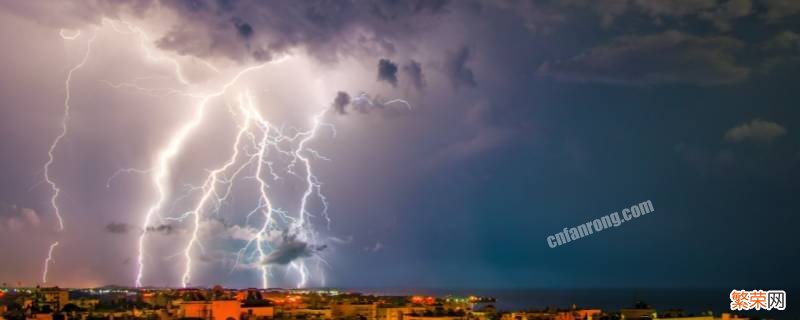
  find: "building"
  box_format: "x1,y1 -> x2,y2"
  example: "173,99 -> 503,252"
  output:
331,302 -> 378,319
554,309 -> 602,320
241,300 -> 274,319
377,306 -> 428,320
180,300 -> 211,318
211,300 -> 241,320
68,297 -> 99,310
657,314 -> 749,320
280,307 -> 332,319
619,308 -> 656,320
39,287 -> 69,311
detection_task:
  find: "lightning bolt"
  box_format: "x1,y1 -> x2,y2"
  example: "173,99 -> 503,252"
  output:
286,109 -> 331,288
178,90 -> 331,289
43,19 -> 408,289
39,28 -> 98,284
136,61 -> 288,287
178,94 -> 254,288
42,241 -> 59,284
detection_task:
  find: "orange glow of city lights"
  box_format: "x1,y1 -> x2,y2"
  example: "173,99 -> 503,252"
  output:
410,296 -> 435,305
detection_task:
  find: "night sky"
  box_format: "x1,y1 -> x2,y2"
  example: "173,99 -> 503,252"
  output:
0,0 -> 798,289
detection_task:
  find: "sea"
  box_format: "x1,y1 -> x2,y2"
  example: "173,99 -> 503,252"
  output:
353,288 -> 797,320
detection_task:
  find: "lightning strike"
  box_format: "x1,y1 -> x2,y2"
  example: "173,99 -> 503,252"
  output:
179,94 -> 254,288
39,29 -> 98,284
136,60 -> 287,287
44,19 -> 407,289
42,241 -> 59,284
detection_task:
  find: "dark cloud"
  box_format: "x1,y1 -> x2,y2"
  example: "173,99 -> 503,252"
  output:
590,0 -> 751,30
0,1 -> 154,28
444,46 -> 477,89
497,0 -> 753,35
538,31 -> 750,86
402,60 -> 425,91
332,91 -> 351,115
761,31 -> 800,72
261,232 -> 326,265
761,0 -> 800,21
153,0 -> 451,63
178,0 -> 208,12
146,224 -> 178,236
105,222 -> 133,234
377,59 -> 399,86
633,0 -> 718,17
234,19 -> 254,39
105,222 -> 175,235
765,31 -> 800,51
699,0 -> 752,31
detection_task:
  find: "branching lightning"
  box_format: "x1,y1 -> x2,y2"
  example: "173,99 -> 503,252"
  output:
42,19 -> 410,288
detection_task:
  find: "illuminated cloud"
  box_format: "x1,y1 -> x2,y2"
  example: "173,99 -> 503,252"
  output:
365,241 -> 384,252
724,119 -> 787,143
331,91 -> 411,116
0,203 -> 40,230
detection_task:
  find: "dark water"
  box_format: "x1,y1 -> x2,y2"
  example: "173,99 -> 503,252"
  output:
354,288 -> 797,320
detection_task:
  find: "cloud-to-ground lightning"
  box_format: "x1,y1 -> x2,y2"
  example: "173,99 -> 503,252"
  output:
41,241 -> 59,284
43,19 -> 409,289
133,61 -> 282,287
39,29 -> 98,284
178,95 -> 254,288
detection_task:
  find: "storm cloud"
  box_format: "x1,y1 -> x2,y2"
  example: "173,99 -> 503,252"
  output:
403,60 -> 425,91
1,0 -> 800,289
331,91 -> 351,115
153,0 -> 452,63
261,233 -> 327,265
377,59 -> 399,86
538,31 -> 751,86
146,224 -> 179,236
105,222 -> 133,234
444,46 -> 477,89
